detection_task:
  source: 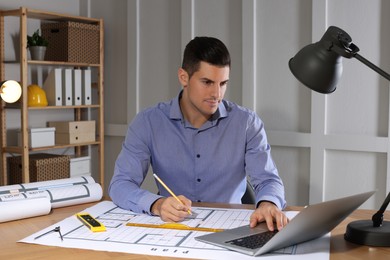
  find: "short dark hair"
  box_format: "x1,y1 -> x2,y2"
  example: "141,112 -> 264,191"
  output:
181,36 -> 231,78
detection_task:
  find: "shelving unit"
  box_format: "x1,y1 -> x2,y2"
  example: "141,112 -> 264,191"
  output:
0,7 -> 104,188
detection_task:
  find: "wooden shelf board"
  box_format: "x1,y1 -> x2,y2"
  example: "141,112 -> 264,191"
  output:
0,8 -> 100,24
3,141 -> 101,153
4,104 -> 100,110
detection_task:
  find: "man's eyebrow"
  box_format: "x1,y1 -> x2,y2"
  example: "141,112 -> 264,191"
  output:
200,78 -> 230,84
200,77 -> 213,82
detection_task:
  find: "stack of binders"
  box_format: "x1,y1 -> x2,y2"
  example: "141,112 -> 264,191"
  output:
43,68 -> 92,106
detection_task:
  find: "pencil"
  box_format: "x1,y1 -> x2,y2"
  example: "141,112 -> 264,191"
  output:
153,173 -> 192,215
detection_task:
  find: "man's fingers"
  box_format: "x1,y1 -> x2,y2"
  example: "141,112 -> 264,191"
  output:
249,201 -> 290,231
274,212 -> 289,230
275,213 -> 284,230
249,215 -> 260,228
264,215 -> 275,231
159,196 -> 192,222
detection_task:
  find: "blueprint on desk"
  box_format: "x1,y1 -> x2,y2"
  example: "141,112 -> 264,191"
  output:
20,201 -> 330,260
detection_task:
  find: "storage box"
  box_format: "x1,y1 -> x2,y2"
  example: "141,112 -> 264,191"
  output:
55,132 -> 95,144
17,127 -> 55,148
7,153 -> 70,184
48,121 -> 96,144
48,121 -> 95,134
70,156 -> 91,177
41,21 -> 100,63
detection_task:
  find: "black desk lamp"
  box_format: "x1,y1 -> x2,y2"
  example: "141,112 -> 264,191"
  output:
289,25 -> 390,246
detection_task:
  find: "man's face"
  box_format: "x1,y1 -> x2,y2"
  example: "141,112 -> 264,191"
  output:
179,61 -> 229,119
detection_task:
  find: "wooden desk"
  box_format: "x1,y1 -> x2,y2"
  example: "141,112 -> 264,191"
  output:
1,202 -> 390,259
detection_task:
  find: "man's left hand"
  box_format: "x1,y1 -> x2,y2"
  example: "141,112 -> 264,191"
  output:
249,201 -> 289,231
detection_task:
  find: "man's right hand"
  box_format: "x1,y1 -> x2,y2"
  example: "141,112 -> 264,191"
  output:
151,196 -> 192,222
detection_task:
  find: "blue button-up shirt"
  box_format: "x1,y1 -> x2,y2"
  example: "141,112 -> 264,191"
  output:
109,92 -> 286,214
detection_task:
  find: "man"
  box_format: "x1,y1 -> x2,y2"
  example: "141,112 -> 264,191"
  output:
109,36 -> 288,231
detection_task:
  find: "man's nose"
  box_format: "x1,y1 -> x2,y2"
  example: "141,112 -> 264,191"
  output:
210,84 -> 221,98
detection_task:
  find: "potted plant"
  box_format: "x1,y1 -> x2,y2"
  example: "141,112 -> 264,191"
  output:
27,29 -> 49,60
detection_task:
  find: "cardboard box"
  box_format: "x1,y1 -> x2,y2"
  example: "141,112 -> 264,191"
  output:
70,156 -> 91,177
48,121 -> 95,144
17,127 -> 55,148
7,153 -> 70,184
48,121 -> 95,134
41,21 -> 100,63
55,132 -> 95,144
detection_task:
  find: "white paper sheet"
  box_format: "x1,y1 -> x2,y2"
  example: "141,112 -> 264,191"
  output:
0,176 -> 102,223
20,201 -> 330,260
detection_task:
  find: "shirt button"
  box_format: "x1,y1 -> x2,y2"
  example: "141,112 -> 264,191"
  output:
196,154 -> 200,158
197,178 -> 201,182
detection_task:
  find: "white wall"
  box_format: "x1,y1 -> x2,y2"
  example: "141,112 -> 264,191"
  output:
252,0 -> 390,209
2,0 -> 389,210
99,0 -> 390,209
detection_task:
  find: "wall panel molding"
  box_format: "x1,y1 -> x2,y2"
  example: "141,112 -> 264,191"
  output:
242,0 -> 257,111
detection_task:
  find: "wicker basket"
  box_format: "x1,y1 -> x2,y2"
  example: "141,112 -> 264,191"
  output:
7,153 -> 70,184
41,21 -> 100,63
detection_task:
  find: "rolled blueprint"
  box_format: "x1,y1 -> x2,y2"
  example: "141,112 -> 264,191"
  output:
0,197 -> 51,223
50,182 -> 103,208
0,176 -> 103,222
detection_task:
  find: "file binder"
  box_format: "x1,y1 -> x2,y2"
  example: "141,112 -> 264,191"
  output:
73,69 -> 82,106
82,69 -> 92,105
62,69 -> 73,106
43,68 -> 62,106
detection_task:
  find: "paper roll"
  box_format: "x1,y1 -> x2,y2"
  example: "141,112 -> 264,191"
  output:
0,197 -> 51,223
50,183 -> 103,208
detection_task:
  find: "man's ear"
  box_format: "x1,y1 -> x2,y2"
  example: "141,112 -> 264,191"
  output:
178,68 -> 189,87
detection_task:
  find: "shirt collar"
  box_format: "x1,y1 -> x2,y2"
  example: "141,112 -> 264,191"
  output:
169,91 -> 228,125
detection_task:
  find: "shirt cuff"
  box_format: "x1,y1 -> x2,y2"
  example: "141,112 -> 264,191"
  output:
139,193 -> 163,215
256,196 -> 285,210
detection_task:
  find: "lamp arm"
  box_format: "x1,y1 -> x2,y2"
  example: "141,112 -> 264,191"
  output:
351,48 -> 390,228
349,46 -> 390,226
330,39 -> 390,81
354,53 -> 390,81
352,50 -> 390,227
372,191 -> 390,227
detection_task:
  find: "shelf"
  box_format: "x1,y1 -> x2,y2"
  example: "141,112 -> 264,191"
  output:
30,105 -> 100,110
0,8 -> 100,24
4,104 -> 100,110
3,141 -> 101,154
28,60 -> 101,67
3,60 -> 100,67
0,7 -> 104,187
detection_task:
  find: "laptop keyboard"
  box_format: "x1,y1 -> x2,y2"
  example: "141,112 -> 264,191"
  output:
226,230 -> 278,249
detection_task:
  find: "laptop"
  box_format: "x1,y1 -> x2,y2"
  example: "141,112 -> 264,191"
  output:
195,190 -> 375,256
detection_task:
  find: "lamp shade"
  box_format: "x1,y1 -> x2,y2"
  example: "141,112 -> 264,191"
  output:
288,26 -> 357,94
0,80 -> 22,103
288,43 -> 343,93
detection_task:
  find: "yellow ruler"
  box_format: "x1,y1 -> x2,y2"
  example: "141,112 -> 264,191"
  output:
126,222 -> 224,232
